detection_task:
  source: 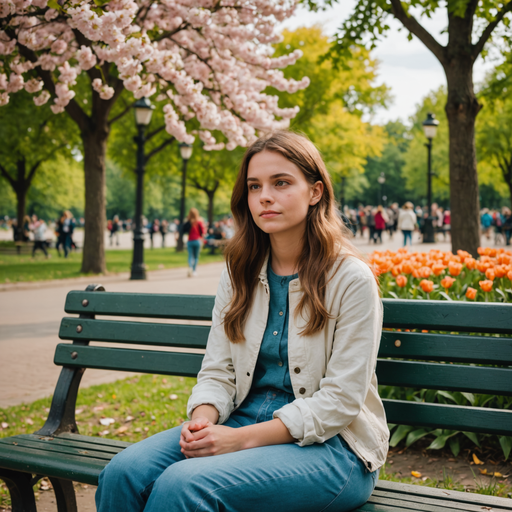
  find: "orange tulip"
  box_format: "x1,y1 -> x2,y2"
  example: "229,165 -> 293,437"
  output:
432,263 -> 446,276
477,247 -> 486,256
396,275 -> 407,288
420,279 -> 434,293
465,257 -> 476,270
440,276 -> 456,289
485,268 -> 496,281
418,266 -> 432,278
479,280 -> 493,292
457,250 -> 471,262
476,261 -> 490,273
494,265 -> 507,278
412,268 -> 420,279
448,262 -> 462,277
402,262 -> 413,275
507,270 -> 512,281
391,265 -> 402,277
466,287 -> 477,300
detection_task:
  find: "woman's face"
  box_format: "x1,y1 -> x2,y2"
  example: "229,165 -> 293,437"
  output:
246,150 -> 323,236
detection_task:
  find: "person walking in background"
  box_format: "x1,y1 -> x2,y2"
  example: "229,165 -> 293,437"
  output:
160,219 -> 168,248
149,219 -> 160,249
398,202 -> 417,247
56,211 -> 75,258
443,208 -> 451,242
366,206 -> 375,243
373,206 -> 387,244
110,215 -> 121,246
32,217 -> 49,258
503,208 -> 512,246
481,208 -> 493,240
181,208 -> 205,277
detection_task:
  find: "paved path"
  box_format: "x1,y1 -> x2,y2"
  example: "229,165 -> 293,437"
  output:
0,229 -> 504,408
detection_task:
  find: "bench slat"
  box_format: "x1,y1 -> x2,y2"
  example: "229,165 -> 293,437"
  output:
14,434 -> 127,455
380,331 -> 512,365
382,300 -> 512,334
54,344 -> 204,377
357,503 -> 417,512
0,437 -> 117,462
64,291 -> 215,320
377,360 -> 512,396
59,318 -> 209,349
0,443 -> 106,485
376,480 -> 512,509
370,490 -> 496,512
367,494 -> 463,512
383,400 -> 512,436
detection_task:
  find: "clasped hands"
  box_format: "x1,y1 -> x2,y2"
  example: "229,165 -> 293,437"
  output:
179,417 -> 243,458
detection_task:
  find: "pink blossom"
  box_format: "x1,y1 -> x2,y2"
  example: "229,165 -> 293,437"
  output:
51,39 -> 67,55
76,46 -> 97,70
44,8 -> 58,21
92,78 -> 114,100
24,78 -> 43,93
6,73 -> 23,93
33,90 -> 51,106
0,91 -> 9,106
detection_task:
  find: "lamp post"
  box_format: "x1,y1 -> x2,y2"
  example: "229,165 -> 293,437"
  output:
422,112 -> 439,244
377,172 -> 386,205
130,97 -> 154,280
176,142 -> 193,252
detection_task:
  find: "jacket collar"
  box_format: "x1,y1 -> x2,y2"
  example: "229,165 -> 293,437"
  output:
258,250 -> 300,289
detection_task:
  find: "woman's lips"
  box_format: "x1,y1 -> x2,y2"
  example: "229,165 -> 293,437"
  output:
260,212 -> 280,218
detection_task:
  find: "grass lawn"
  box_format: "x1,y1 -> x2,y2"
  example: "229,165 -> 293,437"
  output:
0,243 -> 225,284
1,374 -> 511,508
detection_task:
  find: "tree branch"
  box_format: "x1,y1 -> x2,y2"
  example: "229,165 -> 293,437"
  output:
0,163 -> 15,188
472,0 -> 512,60
145,137 -> 175,162
388,0 -> 447,65
108,99 -> 134,126
27,160 -> 43,186
146,125 -> 166,141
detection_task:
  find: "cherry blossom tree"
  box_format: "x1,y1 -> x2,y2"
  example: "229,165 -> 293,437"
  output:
0,0 -> 309,273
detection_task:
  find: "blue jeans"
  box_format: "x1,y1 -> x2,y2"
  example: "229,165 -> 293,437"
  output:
187,240 -> 201,271
96,388 -> 378,512
402,230 -> 412,246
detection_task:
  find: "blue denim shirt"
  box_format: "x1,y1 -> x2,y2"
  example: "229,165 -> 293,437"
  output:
251,263 -> 298,394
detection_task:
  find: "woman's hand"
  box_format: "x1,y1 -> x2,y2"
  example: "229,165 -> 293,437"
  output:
179,425 -> 243,458
180,416 -> 214,444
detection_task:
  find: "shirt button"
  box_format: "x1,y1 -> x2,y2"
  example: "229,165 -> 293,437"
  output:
278,361 -> 283,367
294,367 -> 301,374
273,331 -> 278,336
299,387 -> 306,394
279,311 -> 284,316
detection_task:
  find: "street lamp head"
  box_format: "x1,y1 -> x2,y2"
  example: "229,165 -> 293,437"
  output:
133,97 -> 154,127
179,142 -> 193,161
422,112 -> 439,140
377,172 -> 386,184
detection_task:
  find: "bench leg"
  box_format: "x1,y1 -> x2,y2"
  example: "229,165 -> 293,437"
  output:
0,468 -> 37,512
49,477 -> 78,512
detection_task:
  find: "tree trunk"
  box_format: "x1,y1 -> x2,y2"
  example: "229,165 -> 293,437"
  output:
207,190 -> 215,227
81,127 -> 108,274
443,23 -> 482,257
15,185 -> 27,241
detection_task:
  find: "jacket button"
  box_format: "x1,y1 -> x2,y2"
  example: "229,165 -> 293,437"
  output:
247,372 -> 250,377
294,367 -> 300,374
299,387 -> 306,394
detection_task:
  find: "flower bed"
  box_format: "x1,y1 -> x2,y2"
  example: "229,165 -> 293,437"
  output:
370,247 -> 512,303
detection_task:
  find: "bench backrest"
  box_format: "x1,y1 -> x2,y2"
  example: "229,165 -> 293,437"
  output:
54,286 -> 512,438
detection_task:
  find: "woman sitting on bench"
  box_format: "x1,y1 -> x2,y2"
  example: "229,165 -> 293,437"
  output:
96,131 -> 388,512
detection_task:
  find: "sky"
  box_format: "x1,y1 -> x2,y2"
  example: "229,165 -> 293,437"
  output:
278,1 -> 497,126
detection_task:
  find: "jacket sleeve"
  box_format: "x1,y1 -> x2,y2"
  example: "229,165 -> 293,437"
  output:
186,268 -> 236,424
273,264 -> 383,446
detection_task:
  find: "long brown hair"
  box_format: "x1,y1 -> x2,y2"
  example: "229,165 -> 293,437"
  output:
187,208 -> 200,224
223,131 -> 369,343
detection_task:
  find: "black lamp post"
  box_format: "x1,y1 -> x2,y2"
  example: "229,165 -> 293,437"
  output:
377,172 -> 386,205
422,112 -> 439,244
176,142 -> 193,252
130,97 -> 154,280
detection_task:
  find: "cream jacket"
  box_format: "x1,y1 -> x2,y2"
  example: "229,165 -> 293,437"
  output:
187,252 -> 389,471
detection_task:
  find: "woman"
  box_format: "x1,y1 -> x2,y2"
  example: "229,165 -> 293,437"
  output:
397,202 -> 417,247
96,131 -> 387,512
373,205 -> 386,244
182,208 -> 206,277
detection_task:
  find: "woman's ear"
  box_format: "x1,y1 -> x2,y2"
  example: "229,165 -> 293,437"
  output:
309,181 -> 324,206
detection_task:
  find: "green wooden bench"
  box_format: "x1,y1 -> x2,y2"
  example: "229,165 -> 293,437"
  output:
1,284 -> 511,511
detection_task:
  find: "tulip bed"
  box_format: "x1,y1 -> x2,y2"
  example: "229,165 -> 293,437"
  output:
370,247 -> 512,303
369,247 -> 512,460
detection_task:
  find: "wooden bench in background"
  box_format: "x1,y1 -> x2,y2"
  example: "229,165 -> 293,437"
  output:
0,285 -> 511,511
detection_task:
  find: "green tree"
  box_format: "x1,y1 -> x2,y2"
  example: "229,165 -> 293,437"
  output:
271,26 -> 388,192
0,91 -> 79,238
477,55 -> 512,209
318,0 -> 512,255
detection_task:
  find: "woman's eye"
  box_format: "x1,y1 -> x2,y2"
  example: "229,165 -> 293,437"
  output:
276,181 -> 288,187
249,184 -> 260,190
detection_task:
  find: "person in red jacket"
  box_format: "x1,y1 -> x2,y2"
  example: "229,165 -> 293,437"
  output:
373,206 -> 387,244
181,208 -> 206,277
